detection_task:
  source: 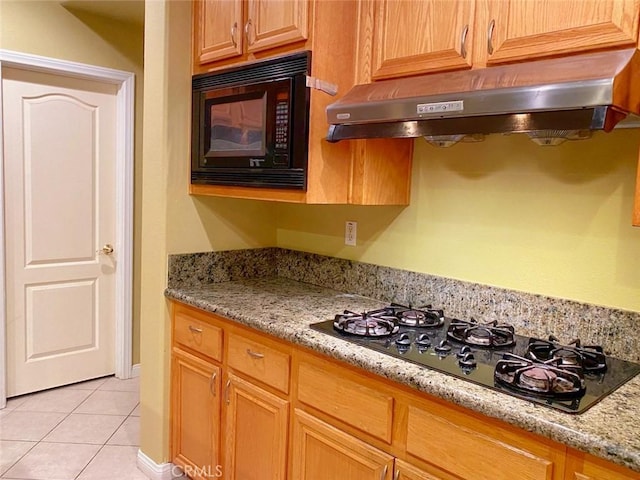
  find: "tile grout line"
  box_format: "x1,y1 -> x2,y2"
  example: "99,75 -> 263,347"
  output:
73,443 -> 106,480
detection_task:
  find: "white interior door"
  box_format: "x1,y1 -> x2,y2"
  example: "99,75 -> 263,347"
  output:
3,67 -> 118,397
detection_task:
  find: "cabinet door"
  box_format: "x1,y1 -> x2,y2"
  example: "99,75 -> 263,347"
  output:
223,373 -> 289,480
245,0 -> 309,54
371,0 -> 474,80
395,459 -> 444,480
171,349 -> 222,480
486,0 -> 640,65
291,409 -> 394,480
194,0 -> 243,66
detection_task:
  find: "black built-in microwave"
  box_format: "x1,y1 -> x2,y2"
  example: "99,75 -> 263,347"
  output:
191,51 -> 311,190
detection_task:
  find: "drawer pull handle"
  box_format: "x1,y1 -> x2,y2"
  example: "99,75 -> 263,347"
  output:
246,349 -> 265,359
224,379 -> 231,404
380,465 -> 388,480
209,372 -> 217,396
188,325 -> 202,334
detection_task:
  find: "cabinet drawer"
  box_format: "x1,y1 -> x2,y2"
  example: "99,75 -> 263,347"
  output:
296,361 -> 393,443
406,406 -> 553,480
174,310 -> 223,362
227,333 -> 290,394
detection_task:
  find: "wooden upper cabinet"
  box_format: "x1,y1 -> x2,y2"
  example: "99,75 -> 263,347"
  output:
371,0 -> 475,80
194,0 -> 244,66
193,0 -> 309,71
190,0 -> 414,205
246,0 -> 309,54
485,0 -> 640,65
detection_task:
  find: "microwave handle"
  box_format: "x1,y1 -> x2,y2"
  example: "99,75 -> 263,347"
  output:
306,76 -> 338,96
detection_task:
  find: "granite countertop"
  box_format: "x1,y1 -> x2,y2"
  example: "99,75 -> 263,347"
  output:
165,276 -> 640,473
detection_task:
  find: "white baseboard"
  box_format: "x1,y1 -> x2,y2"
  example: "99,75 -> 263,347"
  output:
136,449 -> 185,480
131,363 -> 141,378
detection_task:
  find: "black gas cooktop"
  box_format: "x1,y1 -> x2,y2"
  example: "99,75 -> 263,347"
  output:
309,305 -> 640,414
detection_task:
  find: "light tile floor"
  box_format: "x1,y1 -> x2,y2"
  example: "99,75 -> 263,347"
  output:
0,376 -> 147,480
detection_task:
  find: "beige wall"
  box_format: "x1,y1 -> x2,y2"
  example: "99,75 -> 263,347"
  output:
277,129 -> 640,312
0,0 -> 145,363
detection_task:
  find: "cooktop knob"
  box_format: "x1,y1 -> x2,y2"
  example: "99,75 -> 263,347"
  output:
459,352 -> 477,369
457,345 -> 472,358
434,339 -> 452,354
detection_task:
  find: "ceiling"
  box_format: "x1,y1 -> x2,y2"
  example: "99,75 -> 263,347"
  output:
61,0 -> 144,26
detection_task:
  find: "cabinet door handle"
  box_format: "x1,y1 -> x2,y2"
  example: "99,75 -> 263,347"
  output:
460,24 -> 469,59
188,325 -> 202,334
209,372 -> 217,396
380,465 -> 388,480
230,21 -> 238,48
244,19 -> 254,46
224,379 -> 231,404
394,468 -> 400,480
246,349 -> 265,359
487,19 -> 495,55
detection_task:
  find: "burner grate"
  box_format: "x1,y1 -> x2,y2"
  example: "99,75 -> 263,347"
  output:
526,336 -> 607,373
495,353 -> 586,398
333,309 -> 399,337
447,319 -> 515,347
386,303 -> 445,328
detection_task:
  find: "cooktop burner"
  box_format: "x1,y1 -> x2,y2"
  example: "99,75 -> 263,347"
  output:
310,310 -> 640,414
526,336 -> 607,373
447,318 -> 515,348
333,309 -> 399,337
386,303 -> 445,328
495,353 -> 586,398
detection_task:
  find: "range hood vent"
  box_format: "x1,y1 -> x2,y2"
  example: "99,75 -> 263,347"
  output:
326,49 -> 640,143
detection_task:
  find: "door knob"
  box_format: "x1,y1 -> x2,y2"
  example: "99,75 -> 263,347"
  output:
98,244 -> 114,255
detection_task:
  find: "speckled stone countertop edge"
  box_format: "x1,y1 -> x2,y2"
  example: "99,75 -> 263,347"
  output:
165,279 -> 640,474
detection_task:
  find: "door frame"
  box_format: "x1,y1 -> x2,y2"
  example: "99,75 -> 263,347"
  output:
0,50 -> 135,407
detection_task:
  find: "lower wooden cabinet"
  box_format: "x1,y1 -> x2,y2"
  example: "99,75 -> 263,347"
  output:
171,348 -> 222,480
170,301 -> 640,480
291,409 -> 395,480
223,373 -> 289,480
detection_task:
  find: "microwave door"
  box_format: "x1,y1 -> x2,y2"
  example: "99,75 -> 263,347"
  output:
204,92 -> 267,165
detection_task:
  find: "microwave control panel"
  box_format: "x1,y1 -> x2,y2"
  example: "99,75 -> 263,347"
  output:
274,99 -> 290,166
275,100 -> 289,147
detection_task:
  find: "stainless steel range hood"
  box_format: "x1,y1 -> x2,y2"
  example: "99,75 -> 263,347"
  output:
326,49 -> 640,144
